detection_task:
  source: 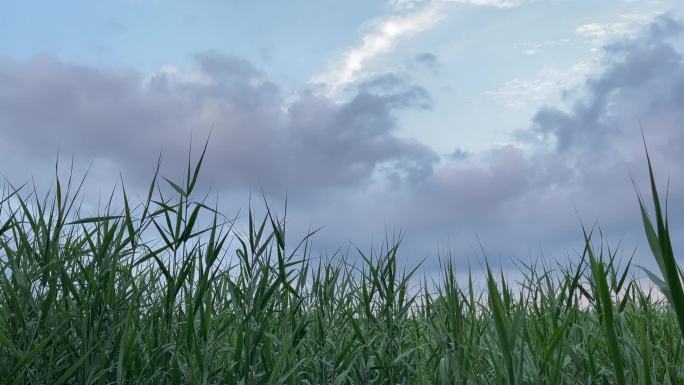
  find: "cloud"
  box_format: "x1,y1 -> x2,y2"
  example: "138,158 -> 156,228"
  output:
576,13 -> 657,49
446,0 -> 521,7
313,0 -> 527,96
0,52 -> 437,196
446,148 -> 469,161
492,14 -> 684,256
357,73 -> 433,109
333,14 -> 684,265
413,52 -> 441,73
517,37 -> 571,56
485,61 -> 597,109
2,15 -> 684,272
311,4 -> 444,95
390,0 -> 521,10
527,15 -> 684,153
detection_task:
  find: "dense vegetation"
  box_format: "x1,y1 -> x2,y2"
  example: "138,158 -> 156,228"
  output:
1,145 -> 683,385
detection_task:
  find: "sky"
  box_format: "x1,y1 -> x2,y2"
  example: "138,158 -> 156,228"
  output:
1,0 -> 684,273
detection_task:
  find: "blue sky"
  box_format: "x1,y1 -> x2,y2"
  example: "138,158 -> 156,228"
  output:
2,0 -> 679,151
1,0 -> 684,270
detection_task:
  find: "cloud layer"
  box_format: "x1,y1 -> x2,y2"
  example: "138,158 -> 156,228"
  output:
1,16 -> 683,271
0,52 -> 437,194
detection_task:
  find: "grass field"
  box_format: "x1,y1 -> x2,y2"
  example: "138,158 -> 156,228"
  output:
1,146 -> 683,385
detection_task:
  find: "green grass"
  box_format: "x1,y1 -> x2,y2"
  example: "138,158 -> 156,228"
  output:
0,145 -> 683,384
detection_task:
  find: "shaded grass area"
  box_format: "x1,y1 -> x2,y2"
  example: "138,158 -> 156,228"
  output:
1,146 -> 683,384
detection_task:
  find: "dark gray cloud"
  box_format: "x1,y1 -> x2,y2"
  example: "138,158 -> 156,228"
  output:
446,148 -> 469,161
306,15 -> 684,267
524,15 -> 684,156
0,52 -> 437,194
1,16 -> 684,272
357,73 -> 433,109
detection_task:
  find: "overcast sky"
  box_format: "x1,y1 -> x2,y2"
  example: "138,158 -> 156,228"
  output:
1,0 -> 684,272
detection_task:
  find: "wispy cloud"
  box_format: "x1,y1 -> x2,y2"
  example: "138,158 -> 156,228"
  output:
576,13 -> 657,50
517,38 -> 571,56
312,0 -> 525,97
311,3 -> 444,96
390,0 -> 521,10
485,61 -> 597,109
447,0 -> 521,7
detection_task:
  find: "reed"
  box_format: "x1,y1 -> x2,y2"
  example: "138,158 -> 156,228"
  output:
0,144 -> 682,384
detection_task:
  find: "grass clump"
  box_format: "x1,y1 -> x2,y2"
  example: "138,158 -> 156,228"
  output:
0,145 -> 683,384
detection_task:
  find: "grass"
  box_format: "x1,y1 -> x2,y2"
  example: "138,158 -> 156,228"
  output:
0,144 -> 683,384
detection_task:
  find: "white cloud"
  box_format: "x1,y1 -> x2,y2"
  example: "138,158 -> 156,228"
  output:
576,13 -> 657,49
485,61 -> 598,109
518,38 -> 571,56
576,22 -> 636,48
312,4 -> 444,96
313,0 -> 525,97
388,0 -> 428,11
391,0 -> 521,9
